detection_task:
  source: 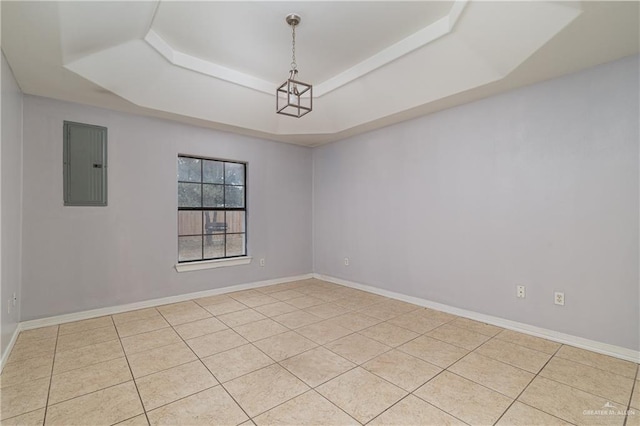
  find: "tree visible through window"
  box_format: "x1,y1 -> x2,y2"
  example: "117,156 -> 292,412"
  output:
177,155 -> 246,262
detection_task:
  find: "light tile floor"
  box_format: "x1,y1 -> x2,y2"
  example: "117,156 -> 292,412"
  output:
1,278 -> 638,425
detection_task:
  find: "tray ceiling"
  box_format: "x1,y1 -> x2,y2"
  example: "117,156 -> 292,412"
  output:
2,1 -> 639,146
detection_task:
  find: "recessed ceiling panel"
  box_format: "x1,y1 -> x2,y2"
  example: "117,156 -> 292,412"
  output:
151,1 -> 454,83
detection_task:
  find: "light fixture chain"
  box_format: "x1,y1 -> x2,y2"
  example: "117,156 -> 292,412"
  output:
291,23 -> 297,70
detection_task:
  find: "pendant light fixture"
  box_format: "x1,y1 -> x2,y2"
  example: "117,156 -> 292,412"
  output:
276,13 -> 312,118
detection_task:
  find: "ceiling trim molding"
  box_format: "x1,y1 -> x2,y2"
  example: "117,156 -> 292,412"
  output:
144,0 -> 468,98
144,29 -> 275,94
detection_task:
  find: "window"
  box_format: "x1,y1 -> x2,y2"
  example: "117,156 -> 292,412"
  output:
177,155 -> 246,263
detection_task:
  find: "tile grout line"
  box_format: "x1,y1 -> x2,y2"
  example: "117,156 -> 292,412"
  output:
113,315 -> 153,426
7,280 -> 639,425
490,342 -> 570,425
622,364 -> 639,426
40,325 -> 60,425
156,306 -> 256,424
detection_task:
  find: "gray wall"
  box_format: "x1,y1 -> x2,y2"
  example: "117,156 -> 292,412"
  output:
21,96 -> 313,320
313,55 -> 639,351
1,51 -> 23,355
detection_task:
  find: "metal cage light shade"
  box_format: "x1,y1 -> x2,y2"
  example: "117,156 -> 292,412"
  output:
276,14 -> 312,118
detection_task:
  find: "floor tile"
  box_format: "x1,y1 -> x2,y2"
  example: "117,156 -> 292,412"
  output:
628,411 -> 640,426
631,380 -> 640,410
0,377 -> 49,420
316,367 -> 406,424
56,324 -> 119,352
253,331 -> 317,361
325,333 -> 391,364
49,357 -> 132,404
0,354 -> 53,388
421,308 -> 457,323
475,338 -> 552,373
201,344 -> 274,383
414,371 -> 512,425
135,360 -> 217,411
362,350 -> 441,392
448,352 -> 534,398
0,408 -> 45,426
359,322 -> 419,347
334,297 -> 383,311
218,309 -> 267,328
253,390 -> 358,426
449,317 -> 503,337
193,294 -> 231,307
554,345 -> 638,379
426,323 -> 491,350
53,339 -> 124,374
157,301 -> 212,325
120,327 -> 182,355
387,310 -> 446,334
273,311 -> 323,329
224,364 -> 309,417
304,302 -> 348,319
115,316 -> 170,338
173,317 -> 228,340
397,335 -> 468,368
357,304 -> 405,321
539,357 -> 634,405
17,326 -> 58,342
45,381 -> 143,426
112,308 -> 161,325
369,394 -> 465,426
6,337 -> 56,364
323,312 -> 382,332
267,289 -> 304,301
495,401 -> 572,425
495,329 -> 561,354
280,346 -> 356,387
59,316 -> 113,335
519,376 -> 620,426
115,414 -> 149,426
233,318 -> 289,342
146,386 -> 248,425
296,320 -> 352,345
186,328 -> 248,358
254,301 -> 298,317
127,341 -> 197,378
286,295 -> 325,309
202,299 -> 247,316
258,282 -> 304,294
229,293 -> 279,308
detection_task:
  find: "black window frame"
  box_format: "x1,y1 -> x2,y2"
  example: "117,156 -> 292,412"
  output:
177,154 -> 247,263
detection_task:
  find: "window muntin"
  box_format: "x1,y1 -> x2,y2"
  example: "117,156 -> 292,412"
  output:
177,156 -> 246,262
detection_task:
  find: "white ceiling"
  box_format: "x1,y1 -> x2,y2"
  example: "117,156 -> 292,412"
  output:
2,1 -> 639,146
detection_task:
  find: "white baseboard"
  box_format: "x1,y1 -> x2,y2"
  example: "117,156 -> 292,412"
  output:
1,324 -> 22,373
314,273 -> 640,364
18,273 -> 313,332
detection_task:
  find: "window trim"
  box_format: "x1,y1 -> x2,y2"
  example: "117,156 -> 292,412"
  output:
177,155 -> 247,264
175,256 -> 252,273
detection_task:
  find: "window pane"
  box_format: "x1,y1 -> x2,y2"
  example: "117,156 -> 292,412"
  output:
203,160 -> 224,184
203,184 -> 224,208
203,211 -> 226,234
204,234 -> 225,259
226,211 -> 245,233
178,236 -> 202,261
178,157 -> 201,182
225,185 -> 244,208
178,183 -> 201,207
226,233 -> 246,257
178,211 -> 202,236
225,163 -> 244,186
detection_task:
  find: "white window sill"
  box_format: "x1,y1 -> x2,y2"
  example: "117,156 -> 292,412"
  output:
175,256 -> 252,272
